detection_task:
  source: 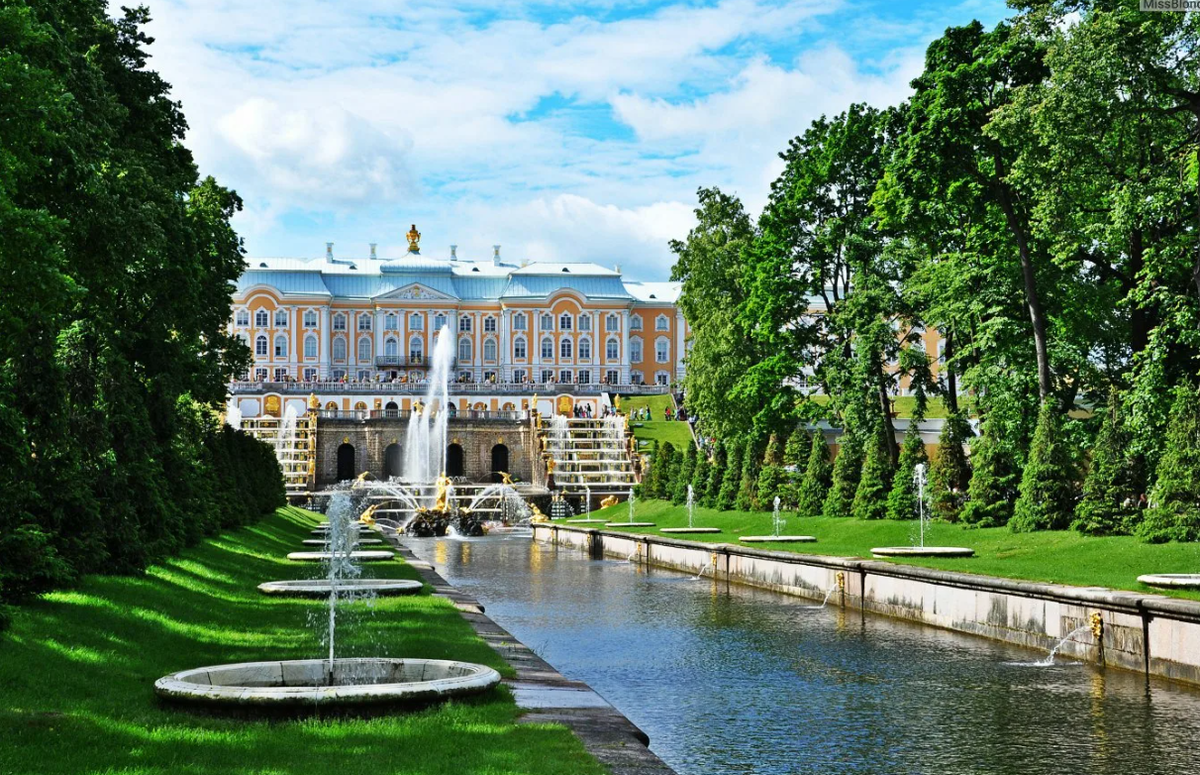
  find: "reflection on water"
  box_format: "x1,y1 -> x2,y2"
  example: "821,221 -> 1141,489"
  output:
406,535 -> 1200,775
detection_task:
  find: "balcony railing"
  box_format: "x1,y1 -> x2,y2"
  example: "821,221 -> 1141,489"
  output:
374,355 -> 456,369
229,380 -> 669,396
314,408 -> 525,422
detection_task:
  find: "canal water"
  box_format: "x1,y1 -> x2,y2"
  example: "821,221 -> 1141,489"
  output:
406,533 -> 1200,775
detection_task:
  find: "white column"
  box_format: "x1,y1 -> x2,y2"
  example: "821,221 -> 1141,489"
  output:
500,309 -> 511,381
375,308 -> 385,374
398,310 -> 408,368
321,307 -> 331,379
620,309 -> 631,385
675,310 -> 686,381
349,311 -> 358,372
474,313 -> 483,382
451,309 -> 460,375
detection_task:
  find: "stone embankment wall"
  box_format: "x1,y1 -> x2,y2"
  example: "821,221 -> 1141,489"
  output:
533,524 -> 1200,686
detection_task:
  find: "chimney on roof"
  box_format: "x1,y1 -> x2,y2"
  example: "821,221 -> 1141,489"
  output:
614,264 -> 621,274
493,244 -> 501,266
369,243 -> 377,259
450,245 -> 457,260
326,242 -> 333,260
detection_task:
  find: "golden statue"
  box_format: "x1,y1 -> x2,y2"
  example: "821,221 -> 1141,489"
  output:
529,503 -> 548,522
413,399 -> 424,414
500,471 -> 514,485
307,392 -> 319,410
406,223 -> 421,254
546,457 -> 556,473
358,504 -> 378,525
355,470 -> 371,484
433,471 -> 452,512
600,494 -> 619,509
613,395 -> 621,411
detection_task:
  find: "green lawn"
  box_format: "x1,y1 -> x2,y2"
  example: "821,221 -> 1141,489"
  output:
616,393 -> 694,452
590,499 -> 1200,600
0,507 -> 605,775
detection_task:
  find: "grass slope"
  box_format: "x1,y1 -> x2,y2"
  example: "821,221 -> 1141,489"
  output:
616,393 -> 693,452
591,499 -> 1200,600
0,507 -> 606,775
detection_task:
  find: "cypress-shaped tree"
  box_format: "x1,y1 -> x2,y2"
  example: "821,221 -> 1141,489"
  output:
823,428 -> 863,518
704,441 -> 726,508
736,438 -> 763,511
779,429 -> 810,509
1010,400 -> 1076,532
690,447 -> 712,505
717,441 -> 743,511
886,429 -> 929,520
853,420 -> 894,521
636,440 -> 660,499
672,443 -> 697,504
755,433 -> 788,509
928,410 -> 972,521
651,441 -> 675,500
1073,391 -> 1138,535
796,432 -> 833,517
1137,385 -> 1200,543
960,410 -> 1019,527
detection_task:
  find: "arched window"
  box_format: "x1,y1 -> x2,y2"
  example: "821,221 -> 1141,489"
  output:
513,337 -> 527,360
385,338 -> 398,357
434,313 -> 447,330
274,335 -> 288,358
332,312 -> 347,331
385,313 -> 398,330
333,337 -> 346,361
274,309 -> 288,327
541,337 -> 554,360
303,309 -> 317,328
630,337 -> 643,362
606,313 -> 619,331
358,313 -> 372,331
578,337 -> 591,360
235,309 -> 249,327
656,337 -> 669,362
410,313 -> 424,331
255,335 -> 268,356
458,338 -> 471,362
560,338 -> 573,359
513,313 -> 527,331
255,309 -> 269,327
656,314 -> 669,331
357,337 -> 371,362
630,315 -> 642,331
304,335 -> 317,358
578,314 -> 591,331
484,338 -> 497,361
559,313 -> 572,331
409,336 -> 424,363
606,337 -> 619,360
540,313 -> 553,330
336,443 -> 356,481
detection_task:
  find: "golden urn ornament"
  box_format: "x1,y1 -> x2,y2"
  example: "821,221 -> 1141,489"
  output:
406,223 -> 421,254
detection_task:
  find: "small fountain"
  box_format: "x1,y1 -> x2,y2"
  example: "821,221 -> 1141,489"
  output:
740,496 -> 816,543
1008,623 -> 1094,667
872,463 -> 975,558
607,488 -> 655,527
662,484 -> 721,534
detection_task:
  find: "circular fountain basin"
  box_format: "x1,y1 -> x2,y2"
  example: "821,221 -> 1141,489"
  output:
871,546 -> 975,558
287,551 -> 395,562
661,527 -> 722,534
154,658 -> 501,709
739,535 -> 817,543
1138,573 -> 1200,589
301,538 -> 384,546
257,579 -> 423,597
606,522 -> 656,528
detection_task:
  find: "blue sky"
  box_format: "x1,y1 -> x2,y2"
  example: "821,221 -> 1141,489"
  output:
143,0 -> 1009,280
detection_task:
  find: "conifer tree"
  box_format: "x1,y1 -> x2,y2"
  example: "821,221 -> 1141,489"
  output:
1137,385 -> 1200,543
780,429 -> 810,509
960,411 -> 1020,527
886,429 -> 929,520
673,443 -> 697,504
823,428 -> 863,518
928,410 -> 972,521
755,433 -> 788,509
736,438 -> 763,511
690,447 -> 712,505
717,441 -> 743,511
853,420 -> 894,520
650,441 -> 674,500
1073,391 -> 1138,535
704,441 -> 726,507
1011,400 -> 1076,532
796,432 -> 833,517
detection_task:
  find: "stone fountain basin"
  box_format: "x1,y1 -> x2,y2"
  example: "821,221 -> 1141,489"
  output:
1137,573 -> 1200,589
605,522 -> 656,527
739,535 -> 816,543
871,546 -> 975,558
154,658 -> 501,708
565,518 -> 608,524
661,527 -> 722,534
257,579 -> 423,597
301,538 -> 384,546
287,551 -> 395,562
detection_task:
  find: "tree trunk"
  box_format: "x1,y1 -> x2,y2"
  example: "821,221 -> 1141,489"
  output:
944,330 -> 959,414
877,375 -> 899,465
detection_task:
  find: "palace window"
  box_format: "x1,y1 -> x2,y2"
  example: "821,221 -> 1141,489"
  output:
484,316 -> 497,333
304,335 -> 318,359
255,309 -> 269,328
255,367 -> 269,381
484,339 -> 498,361
459,370 -> 473,382
274,368 -> 288,381
606,313 -> 619,331
578,337 -> 591,360
385,313 -> 398,330
540,313 -> 553,330
606,337 -> 619,361
656,337 -> 669,363
578,370 -> 591,384
274,335 -> 288,358
358,314 -> 372,332
235,309 -> 250,327
332,369 -> 346,380
560,339 -> 573,359
631,370 -> 644,385
484,370 -> 497,382
513,313 -> 527,331
578,314 -> 591,331
513,369 -> 527,384
541,337 -> 554,360
385,338 -> 398,357
303,367 -> 317,381
630,315 -> 642,332
255,335 -> 268,357
409,337 -> 424,363
458,338 -> 472,362
459,316 -> 472,333
332,313 -> 347,331
273,309 -> 287,327
332,337 -> 346,361
434,313 -> 447,330
303,310 -> 317,328
541,370 -> 554,384
559,313 -> 573,331
606,369 -> 619,385
513,337 -> 527,360
559,370 -> 573,384
630,337 -> 643,362
357,370 -> 371,381
656,371 -> 670,385
357,337 -> 371,362
655,314 -> 669,331
410,313 -> 424,331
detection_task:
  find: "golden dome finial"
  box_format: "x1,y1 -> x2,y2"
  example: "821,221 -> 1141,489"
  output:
406,223 -> 421,254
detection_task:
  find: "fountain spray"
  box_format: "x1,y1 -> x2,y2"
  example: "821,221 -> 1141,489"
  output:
772,496 -> 783,538
628,489 -> 636,524
686,485 -> 695,529
914,463 -> 928,549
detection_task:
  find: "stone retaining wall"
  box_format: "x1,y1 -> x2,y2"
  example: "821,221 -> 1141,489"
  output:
533,524 -> 1200,686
